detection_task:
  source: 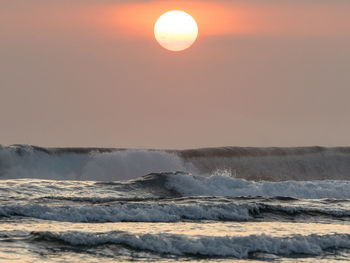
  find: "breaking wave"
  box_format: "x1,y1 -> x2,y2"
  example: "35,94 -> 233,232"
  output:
164,172 -> 350,199
1,199 -> 350,223
2,171 -> 350,200
0,145 -> 192,181
0,202 -> 251,222
23,230 -> 350,258
1,144 -> 350,181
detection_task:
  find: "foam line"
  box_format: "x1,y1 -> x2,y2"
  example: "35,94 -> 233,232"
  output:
30,231 -> 350,258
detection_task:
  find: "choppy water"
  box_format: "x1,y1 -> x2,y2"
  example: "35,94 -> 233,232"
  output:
1,145 -> 350,262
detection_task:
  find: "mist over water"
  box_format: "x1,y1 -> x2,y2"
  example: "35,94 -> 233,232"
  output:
1,145 -> 350,181
0,145 -> 192,181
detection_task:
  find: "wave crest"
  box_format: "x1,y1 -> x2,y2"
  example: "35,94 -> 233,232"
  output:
28,230 -> 350,258
2,145 -> 350,181
164,172 -> 350,199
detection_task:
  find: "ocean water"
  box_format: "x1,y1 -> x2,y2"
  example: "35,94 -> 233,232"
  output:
1,145 -> 350,262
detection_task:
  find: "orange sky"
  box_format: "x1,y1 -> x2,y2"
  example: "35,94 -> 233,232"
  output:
102,0 -> 349,38
2,1 -> 349,39
1,0 -> 350,148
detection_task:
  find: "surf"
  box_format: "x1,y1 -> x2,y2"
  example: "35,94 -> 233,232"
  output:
1,144 -> 350,182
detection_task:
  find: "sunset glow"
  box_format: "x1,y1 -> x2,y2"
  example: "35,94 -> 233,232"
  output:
1,0 -> 350,262
154,11 -> 198,52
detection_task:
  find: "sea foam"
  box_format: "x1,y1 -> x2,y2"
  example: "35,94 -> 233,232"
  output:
0,145 -> 191,181
30,231 -> 350,258
164,172 -> 350,199
2,145 -> 350,181
1,200 -> 349,223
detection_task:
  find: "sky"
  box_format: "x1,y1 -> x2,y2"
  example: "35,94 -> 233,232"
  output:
1,0 -> 349,149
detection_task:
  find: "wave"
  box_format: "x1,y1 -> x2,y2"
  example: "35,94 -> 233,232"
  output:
164,172 -> 350,198
180,146 -> 350,181
0,145 -> 193,181
3,172 -> 350,200
1,145 -> 350,181
0,203 -> 251,222
23,230 -> 350,258
1,197 -> 349,222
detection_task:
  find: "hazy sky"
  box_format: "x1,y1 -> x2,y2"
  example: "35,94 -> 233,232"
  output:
1,0 -> 349,149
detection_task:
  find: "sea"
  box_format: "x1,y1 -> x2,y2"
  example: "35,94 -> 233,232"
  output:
1,145 -> 350,262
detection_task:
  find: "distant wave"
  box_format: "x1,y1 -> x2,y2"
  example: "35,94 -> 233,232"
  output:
15,230 -> 350,258
1,144 -> 350,181
179,146 -> 350,181
0,145 -> 193,181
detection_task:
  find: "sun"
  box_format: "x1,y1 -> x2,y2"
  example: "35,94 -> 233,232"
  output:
154,11 -> 198,52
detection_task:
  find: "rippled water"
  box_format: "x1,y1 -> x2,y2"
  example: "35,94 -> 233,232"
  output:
1,176 -> 350,262
1,219 -> 350,262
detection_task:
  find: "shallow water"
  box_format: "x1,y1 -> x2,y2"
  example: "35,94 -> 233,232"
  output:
1,217 -> 350,262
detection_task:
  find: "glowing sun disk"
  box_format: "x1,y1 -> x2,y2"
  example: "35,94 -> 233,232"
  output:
154,11 -> 198,52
